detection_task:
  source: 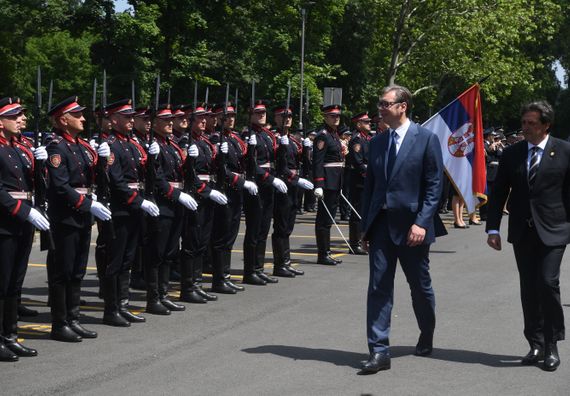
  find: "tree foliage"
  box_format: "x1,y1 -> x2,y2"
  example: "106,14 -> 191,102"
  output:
0,0 -> 567,133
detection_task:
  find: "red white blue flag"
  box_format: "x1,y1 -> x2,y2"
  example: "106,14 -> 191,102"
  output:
423,83 -> 487,213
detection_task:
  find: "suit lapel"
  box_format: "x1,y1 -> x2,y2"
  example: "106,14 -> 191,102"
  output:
388,122 -> 418,182
532,136 -> 556,191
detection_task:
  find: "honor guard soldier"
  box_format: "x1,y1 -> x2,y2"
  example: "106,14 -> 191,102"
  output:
313,104 -> 345,265
146,104 -> 198,311
45,96 -> 111,342
179,105 -> 227,302
0,98 -> 46,361
272,106 -> 314,277
171,105 -> 191,149
101,99 -> 161,326
210,103 -> 257,294
243,100 -> 288,285
346,112 -> 372,255
130,106 -> 152,291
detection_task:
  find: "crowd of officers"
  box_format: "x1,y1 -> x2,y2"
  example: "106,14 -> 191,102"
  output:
0,94 -> 387,362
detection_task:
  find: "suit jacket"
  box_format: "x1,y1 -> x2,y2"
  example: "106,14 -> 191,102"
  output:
485,136 -> 570,246
361,121 -> 444,245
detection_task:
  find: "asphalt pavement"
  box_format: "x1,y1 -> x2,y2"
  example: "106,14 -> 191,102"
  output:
2,212 -> 569,395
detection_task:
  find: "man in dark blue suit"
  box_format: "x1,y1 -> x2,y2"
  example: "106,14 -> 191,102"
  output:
360,85 -> 444,373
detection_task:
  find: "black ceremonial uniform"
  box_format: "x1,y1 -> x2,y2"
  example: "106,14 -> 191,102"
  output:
102,123 -> 149,325
313,120 -> 345,265
0,130 -> 38,359
347,128 -> 371,254
272,127 -> 306,277
46,124 -> 99,342
243,121 -> 279,285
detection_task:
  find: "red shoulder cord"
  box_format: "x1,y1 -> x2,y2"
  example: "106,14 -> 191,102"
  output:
230,131 -> 248,156
289,135 -> 303,157
263,128 -> 277,155
12,137 -> 35,173
129,136 -> 148,167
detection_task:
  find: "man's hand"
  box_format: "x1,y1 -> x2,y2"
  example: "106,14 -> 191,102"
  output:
407,224 -> 426,247
361,239 -> 369,253
487,234 -> 502,251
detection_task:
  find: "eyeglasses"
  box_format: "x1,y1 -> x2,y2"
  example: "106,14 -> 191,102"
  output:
377,100 -> 403,109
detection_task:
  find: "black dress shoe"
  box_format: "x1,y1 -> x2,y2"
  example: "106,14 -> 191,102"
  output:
543,343 -> 560,371
243,273 -> 267,286
317,255 -> 338,266
180,290 -> 207,304
69,321 -> 98,338
286,265 -> 304,276
195,287 -> 218,301
468,219 -> 482,225
18,305 -> 39,317
4,336 -> 38,357
160,298 -> 185,312
349,246 -> 368,255
521,347 -> 543,365
103,311 -> 131,327
146,301 -> 171,315
453,222 -> 469,229
211,282 -> 238,294
225,280 -> 245,291
119,309 -> 146,323
258,272 -> 279,283
50,325 -> 82,343
0,343 -> 19,361
329,253 -> 342,264
359,352 -> 391,374
273,266 -> 295,278
414,333 -> 433,356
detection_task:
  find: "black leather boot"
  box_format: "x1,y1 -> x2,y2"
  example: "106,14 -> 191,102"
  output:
102,277 -> 130,327
282,237 -> 304,275
544,342 -> 560,371
67,281 -> 98,338
159,264 -> 185,312
0,300 -> 18,361
316,229 -> 338,265
49,284 -> 82,342
117,272 -> 145,322
3,297 -> 37,356
146,261 -> 170,315
256,241 -> 278,283
180,254 -> 207,303
349,223 -> 368,255
17,294 -> 38,318
272,236 -> 295,278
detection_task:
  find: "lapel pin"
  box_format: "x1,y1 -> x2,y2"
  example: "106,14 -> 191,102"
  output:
550,151 -> 555,157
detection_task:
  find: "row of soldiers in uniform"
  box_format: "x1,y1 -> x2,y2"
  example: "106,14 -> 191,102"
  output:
0,93 -> 379,362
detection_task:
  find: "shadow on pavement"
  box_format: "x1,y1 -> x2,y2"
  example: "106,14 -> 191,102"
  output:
242,345 -> 522,369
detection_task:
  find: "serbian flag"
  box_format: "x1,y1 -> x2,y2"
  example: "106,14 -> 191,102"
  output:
422,83 -> 487,213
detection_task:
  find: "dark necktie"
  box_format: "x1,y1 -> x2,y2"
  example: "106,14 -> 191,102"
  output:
528,146 -> 539,188
386,130 -> 397,179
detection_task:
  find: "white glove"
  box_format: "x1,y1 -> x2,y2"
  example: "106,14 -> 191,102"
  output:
220,142 -> 229,154
91,193 -> 98,202
33,146 -> 48,161
178,192 -> 198,211
248,134 -> 257,146
272,178 -> 288,194
314,187 -> 324,199
90,201 -> 112,221
209,189 -> 228,205
303,138 -> 312,147
188,144 -> 199,158
149,141 -> 160,156
97,142 -> 111,158
26,208 -> 50,231
141,199 -> 160,217
89,139 -> 99,150
297,178 -> 314,190
280,135 -> 289,146
243,180 -> 258,196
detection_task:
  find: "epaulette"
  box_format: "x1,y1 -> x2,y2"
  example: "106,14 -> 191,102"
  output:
316,127 -> 327,135
106,134 -> 118,144
46,134 -> 63,146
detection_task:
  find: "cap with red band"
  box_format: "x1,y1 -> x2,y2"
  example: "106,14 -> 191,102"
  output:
273,106 -> 293,116
105,99 -> 136,116
134,106 -> 151,118
212,103 -> 237,115
156,104 -> 174,118
351,111 -> 371,123
322,104 -> 341,115
0,97 -> 24,117
47,96 -> 86,118
251,100 -> 269,113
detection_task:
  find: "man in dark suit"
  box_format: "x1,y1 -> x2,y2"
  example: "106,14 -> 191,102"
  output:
486,101 -> 569,371
359,85 -> 443,373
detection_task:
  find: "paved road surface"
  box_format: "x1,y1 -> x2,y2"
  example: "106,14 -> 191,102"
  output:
2,213 -> 569,395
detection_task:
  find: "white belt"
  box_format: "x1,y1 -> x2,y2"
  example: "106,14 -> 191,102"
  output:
8,191 -> 33,200
127,182 -> 144,190
259,162 -> 274,168
75,187 -> 94,195
198,175 -> 212,182
169,181 -> 184,189
324,162 -> 345,168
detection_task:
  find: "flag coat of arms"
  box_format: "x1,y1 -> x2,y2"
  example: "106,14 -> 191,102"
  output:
423,84 -> 487,213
